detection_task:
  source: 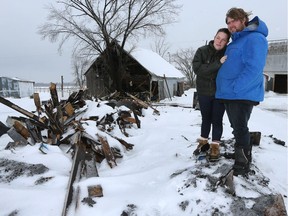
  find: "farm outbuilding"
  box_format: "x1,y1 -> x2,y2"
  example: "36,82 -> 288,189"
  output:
264,39 -> 287,93
85,47 -> 185,101
0,77 -> 35,98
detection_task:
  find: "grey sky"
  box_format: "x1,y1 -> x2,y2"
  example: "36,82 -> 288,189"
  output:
0,0 -> 287,84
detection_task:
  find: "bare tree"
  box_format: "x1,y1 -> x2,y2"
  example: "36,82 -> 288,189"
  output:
170,48 -> 196,88
72,55 -> 90,89
38,0 -> 181,92
151,36 -> 171,60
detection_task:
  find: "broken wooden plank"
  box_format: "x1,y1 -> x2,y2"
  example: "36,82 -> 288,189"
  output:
62,132 -> 83,216
103,132 -> 134,150
33,92 -> 42,115
25,119 -> 42,144
122,116 -> 137,124
126,92 -> 149,108
88,185 -> 103,198
80,132 -> 106,163
56,105 -> 64,128
0,96 -> 47,127
62,132 -> 99,216
66,90 -> 86,109
64,102 -> 74,117
6,127 -> 28,149
44,103 -> 63,136
250,131 -> 261,146
13,120 -> 30,139
49,82 -> 60,108
46,129 -> 60,145
116,117 -> 129,137
63,108 -> 87,127
97,134 -> 117,168
84,147 -> 99,178
126,92 -> 160,115
133,111 -> 141,128
118,110 -> 138,126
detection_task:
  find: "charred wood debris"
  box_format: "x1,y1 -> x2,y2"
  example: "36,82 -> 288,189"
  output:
0,83 -> 160,215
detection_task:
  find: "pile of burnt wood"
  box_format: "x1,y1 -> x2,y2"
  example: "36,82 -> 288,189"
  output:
0,83 -> 161,214
0,83 -> 160,168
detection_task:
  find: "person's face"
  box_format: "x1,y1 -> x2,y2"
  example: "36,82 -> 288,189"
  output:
226,17 -> 246,33
213,32 -> 229,50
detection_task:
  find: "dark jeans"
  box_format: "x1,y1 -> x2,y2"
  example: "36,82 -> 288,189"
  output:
224,102 -> 253,149
198,95 -> 225,141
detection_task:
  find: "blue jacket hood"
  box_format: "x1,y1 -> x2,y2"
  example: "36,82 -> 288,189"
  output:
232,16 -> 268,41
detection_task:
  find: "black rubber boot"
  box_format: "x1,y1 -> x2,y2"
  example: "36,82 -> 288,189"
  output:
225,144 -> 252,162
233,147 -> 250,176
244,145 -> 252,163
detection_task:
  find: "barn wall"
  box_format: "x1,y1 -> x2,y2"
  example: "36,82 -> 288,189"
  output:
154,76 -> 184,100
18,81 -> 34,98
264,40 -> 287,93
85,63 -> 110,98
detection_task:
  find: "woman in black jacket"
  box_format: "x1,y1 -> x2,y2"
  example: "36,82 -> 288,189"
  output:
192,28 -> 231,161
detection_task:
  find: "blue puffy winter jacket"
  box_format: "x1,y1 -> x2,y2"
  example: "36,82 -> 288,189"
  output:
216,16 -> 268,102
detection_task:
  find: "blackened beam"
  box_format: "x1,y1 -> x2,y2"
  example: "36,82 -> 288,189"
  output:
0,96 -> 47,128
62,131 -> 83,216
62,131 -> 99,216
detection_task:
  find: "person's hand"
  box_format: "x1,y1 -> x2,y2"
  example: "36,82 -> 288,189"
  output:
220,55 -> 227,64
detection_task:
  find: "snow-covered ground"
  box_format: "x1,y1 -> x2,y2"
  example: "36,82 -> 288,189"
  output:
0,88 -> 287,215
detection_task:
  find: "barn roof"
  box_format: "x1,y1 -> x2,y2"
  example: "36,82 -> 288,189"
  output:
129,47 -> 185,79
0,76 -> 35,83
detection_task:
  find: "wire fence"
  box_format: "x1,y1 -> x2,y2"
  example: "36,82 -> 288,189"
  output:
34,86 -> 80,97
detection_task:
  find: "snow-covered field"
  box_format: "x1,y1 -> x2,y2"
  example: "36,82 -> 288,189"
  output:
0,89 -> 287,215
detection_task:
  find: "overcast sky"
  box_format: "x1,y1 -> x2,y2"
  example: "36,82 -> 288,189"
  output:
0,0 -> 287,84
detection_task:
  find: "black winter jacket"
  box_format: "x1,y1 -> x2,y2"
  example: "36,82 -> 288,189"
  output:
192,40 -> 226,96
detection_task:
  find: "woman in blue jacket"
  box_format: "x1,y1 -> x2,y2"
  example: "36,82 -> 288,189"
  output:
216,8 -> 268,176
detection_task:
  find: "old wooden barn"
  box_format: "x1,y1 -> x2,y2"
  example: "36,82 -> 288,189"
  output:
85,47 -> 185,101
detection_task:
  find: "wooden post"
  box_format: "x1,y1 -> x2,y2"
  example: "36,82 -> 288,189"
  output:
49,82 -> 59,107
61,76 -> 64,98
